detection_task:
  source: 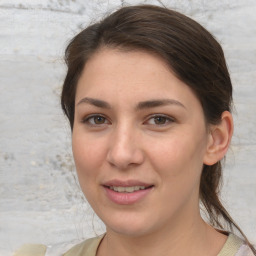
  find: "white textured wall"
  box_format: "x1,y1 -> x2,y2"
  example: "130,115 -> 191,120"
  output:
0,0 -> 256,255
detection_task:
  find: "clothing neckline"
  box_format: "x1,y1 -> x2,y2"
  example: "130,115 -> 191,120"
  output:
64,232 -> 244,256
217,233 -> 244,256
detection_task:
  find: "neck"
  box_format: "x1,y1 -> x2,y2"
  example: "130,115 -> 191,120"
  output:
97,214 -> 227,256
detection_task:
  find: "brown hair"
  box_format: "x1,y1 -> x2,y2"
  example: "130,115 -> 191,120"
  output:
61,5 -> 255,254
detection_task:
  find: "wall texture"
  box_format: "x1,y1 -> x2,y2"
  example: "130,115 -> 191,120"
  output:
0,0 -> 256,255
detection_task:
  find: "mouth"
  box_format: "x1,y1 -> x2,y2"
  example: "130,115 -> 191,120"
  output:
102,180 -> 154,205
106,185 -> 153,193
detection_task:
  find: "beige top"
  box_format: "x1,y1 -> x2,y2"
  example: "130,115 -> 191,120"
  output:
13,233 -> 254,256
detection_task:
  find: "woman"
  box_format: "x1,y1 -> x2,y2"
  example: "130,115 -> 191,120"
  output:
14,4 -> 255,256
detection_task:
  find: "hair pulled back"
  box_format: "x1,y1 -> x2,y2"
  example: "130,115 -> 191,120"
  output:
61,5 -> 255,253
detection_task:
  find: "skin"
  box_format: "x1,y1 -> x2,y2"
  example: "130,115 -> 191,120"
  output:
72,48 -> 233,256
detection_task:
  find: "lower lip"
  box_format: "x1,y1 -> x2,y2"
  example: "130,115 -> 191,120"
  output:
103,186 -> 153,205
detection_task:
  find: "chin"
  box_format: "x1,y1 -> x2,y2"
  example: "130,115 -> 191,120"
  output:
108,224 -> 152,238
102,212 -> 158,237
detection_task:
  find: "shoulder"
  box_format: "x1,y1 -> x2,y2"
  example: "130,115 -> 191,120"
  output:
13,244 -> 47,256
63,235 -> 104,256
13,235 -> 104,256
236,244 -> 255,256
218,233 -> 255,256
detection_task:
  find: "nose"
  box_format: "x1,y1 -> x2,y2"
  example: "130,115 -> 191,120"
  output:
106,124 -> 144,170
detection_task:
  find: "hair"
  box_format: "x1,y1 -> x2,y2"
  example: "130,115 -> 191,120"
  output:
61,4 -> 255,254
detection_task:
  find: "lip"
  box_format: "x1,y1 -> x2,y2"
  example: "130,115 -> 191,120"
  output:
102,179 -> 154,205
103,179 -> 152,187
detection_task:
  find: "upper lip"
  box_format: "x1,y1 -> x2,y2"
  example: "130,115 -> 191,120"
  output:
102,179 -> 153,187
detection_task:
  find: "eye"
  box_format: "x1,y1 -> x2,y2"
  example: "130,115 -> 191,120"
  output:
145,115 -> 174,126
82,115 -> 110,126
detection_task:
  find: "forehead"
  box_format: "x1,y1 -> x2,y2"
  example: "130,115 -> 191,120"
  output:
81,47 -> 171,82
75,48 -> 201,111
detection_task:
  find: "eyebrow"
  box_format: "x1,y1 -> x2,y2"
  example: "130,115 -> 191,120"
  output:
76,97 -> 185,110
136,99 -> 186,110
77,97 -> 111,109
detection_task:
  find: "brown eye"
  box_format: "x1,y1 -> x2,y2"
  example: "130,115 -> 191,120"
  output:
145,115 -> 174,126
154,116 -> 167,125
93,116 -> 106,124
82,115 -> 110,126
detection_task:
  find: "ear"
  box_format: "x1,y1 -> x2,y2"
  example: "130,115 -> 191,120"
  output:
203,111 -> 233,166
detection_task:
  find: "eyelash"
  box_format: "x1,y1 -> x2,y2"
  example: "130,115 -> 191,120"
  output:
144,114 -> 174,126
82,114 -> 110,126
81,114 -> 174,127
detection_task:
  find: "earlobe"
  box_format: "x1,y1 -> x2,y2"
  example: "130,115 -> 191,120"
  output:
203,111 -> 233,166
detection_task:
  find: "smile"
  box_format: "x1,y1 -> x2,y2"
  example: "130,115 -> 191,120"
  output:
103,181 -> 154,205
109,186 -> 146,193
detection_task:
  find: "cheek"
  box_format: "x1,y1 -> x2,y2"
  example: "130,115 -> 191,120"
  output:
149,136 -> 206,208
72,134 -> 105,185
73,131 -> 104,163
147,131 -> 207,179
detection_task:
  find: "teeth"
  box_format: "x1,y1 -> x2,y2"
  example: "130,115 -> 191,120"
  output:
109,186 -> 146,193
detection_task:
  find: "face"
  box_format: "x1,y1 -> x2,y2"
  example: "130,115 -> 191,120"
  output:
72,48 -> 211,237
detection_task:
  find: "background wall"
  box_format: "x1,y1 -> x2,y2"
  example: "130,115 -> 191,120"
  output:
0,0 -> 256,255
